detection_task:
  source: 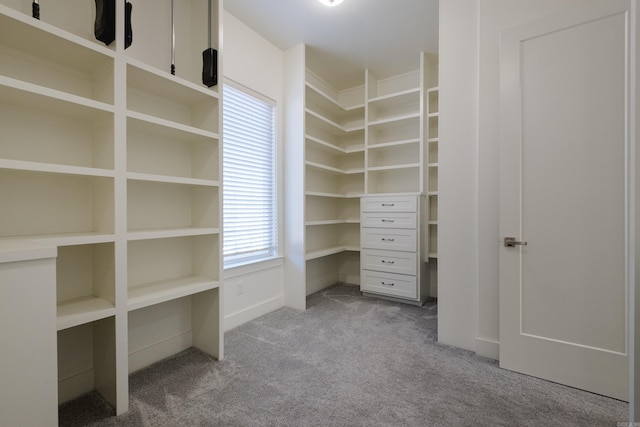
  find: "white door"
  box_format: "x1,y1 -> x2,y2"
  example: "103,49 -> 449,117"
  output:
499,0 -> 632,401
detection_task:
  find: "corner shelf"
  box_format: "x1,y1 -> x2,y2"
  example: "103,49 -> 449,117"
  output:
305,245 -> 360,261
302,66 -> 365,292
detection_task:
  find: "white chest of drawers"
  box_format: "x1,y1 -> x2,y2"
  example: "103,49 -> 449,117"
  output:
360,195 -> 428,305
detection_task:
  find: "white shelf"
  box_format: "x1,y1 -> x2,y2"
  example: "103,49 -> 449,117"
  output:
428,112 -> 440,118
306,219 -> 360,226
368,87 -> 420,107
427,86 -> 440,93
127,110 -> 220,142
428,162 -> 439,168
305,191 -> 363,199
0,159 -> 114,178
368,163 -> 421,172
428,253 -> 438,259
128,276 -> 221,312
368,138 -> 420,150
305,81 -> 365,112
428,137 -> 439,143
306,245 -> 360,260
305,135 -> 364,154
127,227 -> 220,241
305,161 -> 364,176
127,58 -> 218,104
127,172 -> 220,187
1,233 -> 116,247
0,4 -> 114,70
306,109 -> 365,133
0,75 -> 114,118
428,220 -> 439,225
306,82 -> 342,109
368,112 -> 421,128
57,297 -> 116,331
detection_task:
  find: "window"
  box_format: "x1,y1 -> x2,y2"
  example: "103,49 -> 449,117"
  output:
223,82 -> 277,268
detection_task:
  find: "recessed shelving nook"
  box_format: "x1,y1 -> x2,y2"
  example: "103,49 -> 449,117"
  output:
284,47 -> 438,308
0,0 -> 223,422
365,62 -> 427,195
304,64 -> 365,293
358,53 -> 437,303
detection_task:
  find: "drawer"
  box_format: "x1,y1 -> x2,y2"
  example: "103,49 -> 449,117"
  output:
362,249 -> 418,275
361,196 -> 417,213
361,270 -> 417,300
361,228 -> 417,252
361,212 -> 417,229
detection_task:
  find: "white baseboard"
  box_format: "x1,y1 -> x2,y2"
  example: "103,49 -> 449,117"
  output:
224,295 -> 285,331
306,275 -> 337,296
476,336 -> 499,360
128,331 -> 192,374
58,368 -> 94,404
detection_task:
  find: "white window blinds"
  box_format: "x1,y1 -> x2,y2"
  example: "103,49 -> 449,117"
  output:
223,83 -> 277,267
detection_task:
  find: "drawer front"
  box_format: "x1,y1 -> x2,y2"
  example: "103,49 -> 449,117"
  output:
361,196 -> 417,213
362,249 -> 418,275
361,228 -> 417,252
361,213 -> 417,229
361,270 -> 417,300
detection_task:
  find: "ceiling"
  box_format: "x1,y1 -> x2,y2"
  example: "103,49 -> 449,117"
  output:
223,0 -> 439,90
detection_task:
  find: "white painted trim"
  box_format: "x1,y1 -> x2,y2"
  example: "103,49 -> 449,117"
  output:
224,256 -> 284,279
128,331 -> 192,374
476,336 -> 499,360
224,295 -> 285,331
627,0 -> 640,423
58,368 -> 94,404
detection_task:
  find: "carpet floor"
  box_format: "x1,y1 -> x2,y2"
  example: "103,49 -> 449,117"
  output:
59,284 -> 628,426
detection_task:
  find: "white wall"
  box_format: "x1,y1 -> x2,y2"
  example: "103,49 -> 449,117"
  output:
439,0 -> 604,356
437,0 -> 479,351
222,11 -> 286,330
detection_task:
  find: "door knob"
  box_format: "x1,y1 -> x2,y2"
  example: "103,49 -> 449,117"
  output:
504,237 -> 528,247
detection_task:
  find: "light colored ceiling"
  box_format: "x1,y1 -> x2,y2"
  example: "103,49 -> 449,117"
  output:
223,0 -> 439,90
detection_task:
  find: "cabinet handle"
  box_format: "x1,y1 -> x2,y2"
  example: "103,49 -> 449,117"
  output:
381,260 -> 395,264
381,203 -> 395,207
381,281 -> 395,286
381,219 -> 395,223
381,238 -> 395,242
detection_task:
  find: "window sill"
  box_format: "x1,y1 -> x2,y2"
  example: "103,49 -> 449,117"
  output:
224,256 -> 284,279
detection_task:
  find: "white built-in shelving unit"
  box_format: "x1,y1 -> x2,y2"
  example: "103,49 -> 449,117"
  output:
360,53 -> 435,304
427,87 -> 439,260
284,48 -> 438,307
0,0 -> 223,421
365,67 -> 426,195
304,67 -> 365,293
